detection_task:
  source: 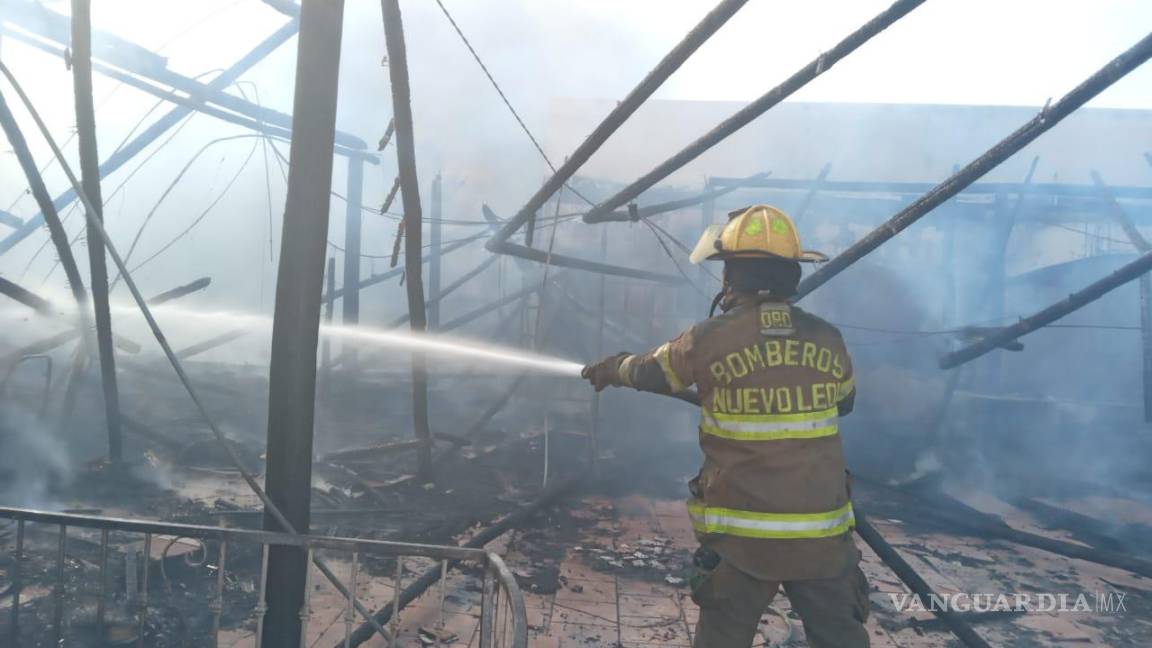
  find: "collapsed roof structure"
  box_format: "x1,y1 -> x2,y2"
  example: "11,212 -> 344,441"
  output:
0,0 -> 1150,645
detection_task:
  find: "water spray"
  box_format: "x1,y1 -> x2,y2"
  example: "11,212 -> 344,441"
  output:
100,301 -> 587,377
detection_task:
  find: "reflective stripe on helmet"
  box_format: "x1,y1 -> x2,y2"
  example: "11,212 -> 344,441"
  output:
700,407 -> 838,441
654,343 -> 686,392
687,500 -> 855,539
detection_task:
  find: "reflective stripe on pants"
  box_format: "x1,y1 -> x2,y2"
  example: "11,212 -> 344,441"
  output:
688,500 -> 855,539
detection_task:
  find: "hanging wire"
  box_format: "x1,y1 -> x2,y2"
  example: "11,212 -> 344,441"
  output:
430,0 -> 595,206
128,140 -> 261,273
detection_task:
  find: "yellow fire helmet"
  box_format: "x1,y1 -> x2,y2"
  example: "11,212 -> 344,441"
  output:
689,204 -> 828,264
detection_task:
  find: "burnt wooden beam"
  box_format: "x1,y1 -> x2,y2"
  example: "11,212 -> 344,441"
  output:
72,0 -> 124,463
381,0 -> 432,480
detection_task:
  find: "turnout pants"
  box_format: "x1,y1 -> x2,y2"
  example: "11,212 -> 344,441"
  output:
691,559 -> 871,648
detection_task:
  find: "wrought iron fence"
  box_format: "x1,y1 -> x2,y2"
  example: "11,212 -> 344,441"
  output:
0,506 -> 527,647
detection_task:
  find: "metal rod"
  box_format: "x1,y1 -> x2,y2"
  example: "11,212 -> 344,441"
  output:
97,527 -> 109,634
940,247 -> 1152,369
798,32 -> 1152,300
345,552 -> 360,648
589,227 -> 608,477
486,0 -> 750,252
854,512 -> 992,648
429,174 -> 443,330
582,171 -> 769,223
255,544 -> 270,643
583,0 -> 926,222
323,256 -> 336,401
53,524 -> 66,644
0,18 -> 301,255
487,209 -> 683,284
298,548 -> 315,648
138,532 -> 151,648
390,556 -> 402,648
212,540 -> 227,647
71,0 -> 124,464
381,0 -> 433,480
342,156 -> 364,373
437,560 -> 447,646
261,1 -> 345,644
479,566 -> 495,648
10,519 -> 23,643
793,163 -> 831,224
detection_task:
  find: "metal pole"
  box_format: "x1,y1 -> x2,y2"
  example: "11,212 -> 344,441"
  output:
261,1 -> 345,645
0,19 -> 301,255
323,256 -> 336,403
582,0 -> 926,222
381,0 -> 433,479
798,32 -> 1152,300
940,247 -> 1152,369
71,0 -> 123,463
342,156 -> 364,371
429,174 -> 443,330
589,227 -> 608,478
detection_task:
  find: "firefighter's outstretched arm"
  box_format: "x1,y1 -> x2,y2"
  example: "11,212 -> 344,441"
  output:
582,332 -> 695,395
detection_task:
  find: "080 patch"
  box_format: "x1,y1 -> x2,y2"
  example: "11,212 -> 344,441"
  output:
759,303 -> 794,336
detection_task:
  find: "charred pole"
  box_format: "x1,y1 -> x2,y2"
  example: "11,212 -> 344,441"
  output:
261,1 -> 346,644
854,512 -> 993,648
71,0 -> 124,463
381,0 -> 433,479
798,32 -> 1152,300
0,276 -> 54,316
1091,169 -> 1152,422
147,277 -> 211,305
582,0 -> 926,223
484,0 -> 750,281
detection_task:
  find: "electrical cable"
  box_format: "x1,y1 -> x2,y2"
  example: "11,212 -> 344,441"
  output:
128,139 -> 261,273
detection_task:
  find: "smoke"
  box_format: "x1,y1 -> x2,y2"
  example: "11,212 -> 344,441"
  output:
0,406 -> 72,508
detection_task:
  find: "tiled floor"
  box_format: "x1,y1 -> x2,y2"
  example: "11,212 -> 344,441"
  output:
219,492 -> 1151,647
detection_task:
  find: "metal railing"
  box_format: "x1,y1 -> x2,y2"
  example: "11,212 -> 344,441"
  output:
0,506 -> 528,647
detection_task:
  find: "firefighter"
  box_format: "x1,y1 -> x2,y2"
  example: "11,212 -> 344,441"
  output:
582,205 -> 869,647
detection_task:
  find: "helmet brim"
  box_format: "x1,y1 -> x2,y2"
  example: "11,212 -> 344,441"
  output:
698,249 -> 830,264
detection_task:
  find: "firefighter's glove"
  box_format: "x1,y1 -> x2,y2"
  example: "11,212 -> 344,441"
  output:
581,352 -> 629,392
